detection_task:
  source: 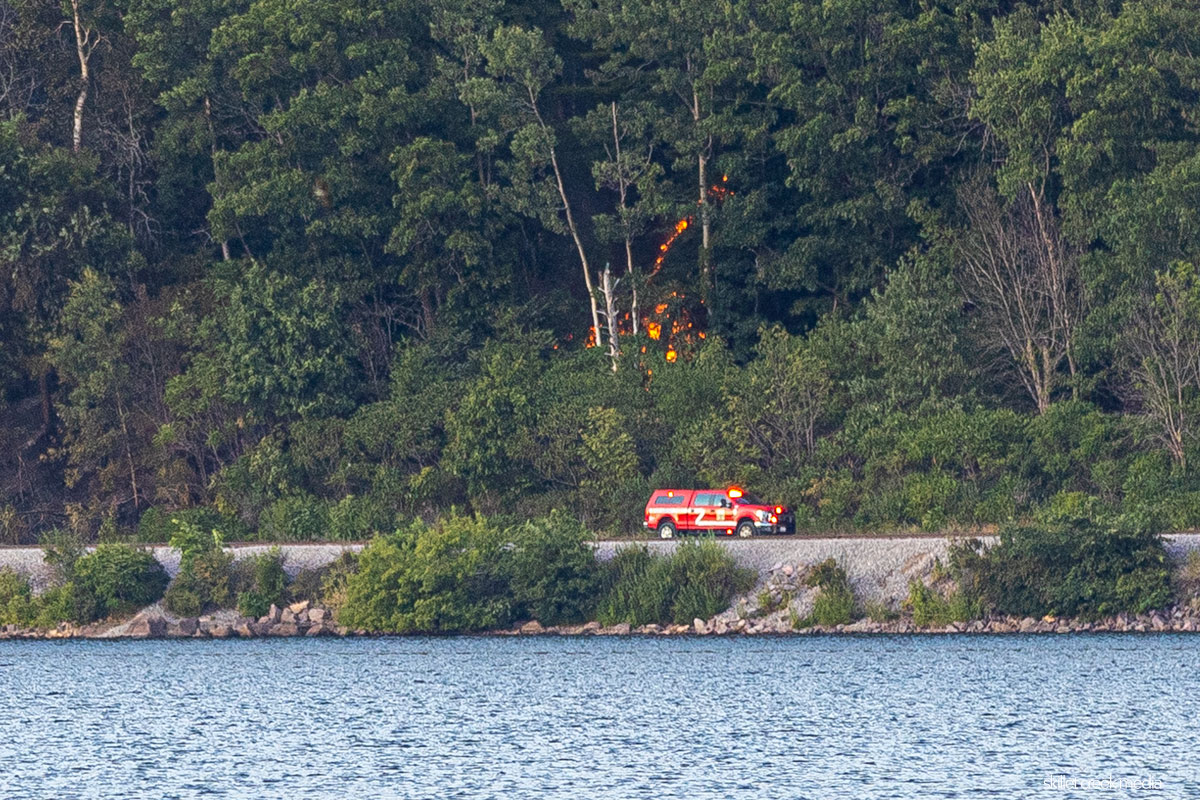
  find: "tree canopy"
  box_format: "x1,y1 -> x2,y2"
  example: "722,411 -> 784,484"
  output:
3,0 -> 1200,541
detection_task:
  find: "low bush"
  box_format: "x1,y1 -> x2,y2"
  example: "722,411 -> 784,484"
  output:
337,515 -> 511,633
1176,551 -> 1200,607
257,495 -> 330,541
505,510 -> 601,625
72,544 -> 169,622
164,518 -> 235,616
804,558 -> 854,627
237,549 -> 289,619
597,540 -> 754,626
952,514 -> 1172,619
316,552 -> 359,610
34,584 -> 79,628
0,568 -> 36,626
905,579 -> 979,627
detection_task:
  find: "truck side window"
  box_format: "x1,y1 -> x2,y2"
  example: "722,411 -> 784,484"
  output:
694,493 -> 712,506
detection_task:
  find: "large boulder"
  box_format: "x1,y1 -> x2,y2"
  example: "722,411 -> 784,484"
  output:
126,612 -> 167,639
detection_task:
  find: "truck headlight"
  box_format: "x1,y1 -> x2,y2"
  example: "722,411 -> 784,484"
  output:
754,509 -> 769,522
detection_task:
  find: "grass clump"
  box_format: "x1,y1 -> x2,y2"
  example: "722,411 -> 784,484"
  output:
803,558 -> 855,627
597,540 -> 755,627
905,579 -> 980,627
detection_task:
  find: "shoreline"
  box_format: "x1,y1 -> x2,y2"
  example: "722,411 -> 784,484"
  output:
3,604 -> 1198,640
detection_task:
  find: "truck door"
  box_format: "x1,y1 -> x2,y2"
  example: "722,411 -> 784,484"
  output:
689,493 -> 712,531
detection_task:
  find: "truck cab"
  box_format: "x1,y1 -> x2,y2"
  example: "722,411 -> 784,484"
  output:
643,487 -> 792,538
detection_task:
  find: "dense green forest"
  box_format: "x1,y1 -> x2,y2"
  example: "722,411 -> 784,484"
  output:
3,0 -> 1200,542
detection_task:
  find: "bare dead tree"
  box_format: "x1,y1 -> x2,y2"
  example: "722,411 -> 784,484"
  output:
956,178 -> 1085,413
1124,265 -> 1200,469
597,263 -> 620,372
64,0 -> 103,152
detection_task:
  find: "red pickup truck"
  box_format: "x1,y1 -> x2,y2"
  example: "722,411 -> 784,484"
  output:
643,487 -> 792,538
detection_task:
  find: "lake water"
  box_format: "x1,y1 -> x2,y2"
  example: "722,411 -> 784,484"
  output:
0,635 -> 1195,799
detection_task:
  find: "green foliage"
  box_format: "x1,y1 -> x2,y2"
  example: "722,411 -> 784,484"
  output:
906,580 -> 980,627
257,495 -> 331,542
597,541 -> 754,627
804,559 -> 855,627
40,529 -> 85,585
0,568 -> 37,626
8,0 -> 1200,548
953,516 -> 1173,619
164,515 -> 234,615
504,511 -> 601,625
236,549 -> 289,619
338,514 -> 511,633
34,585 -> 80,629
71,544 -> 169,622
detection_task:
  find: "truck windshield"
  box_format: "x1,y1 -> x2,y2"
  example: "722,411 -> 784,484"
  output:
738,493 -> 765,505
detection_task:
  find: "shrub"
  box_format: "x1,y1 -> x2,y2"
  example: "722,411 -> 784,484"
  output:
337,515 -> 511,633
40,528 -> 84,584
237,549 -> 289,619
1176,550 -> 1200,605
72,544 -> 169,622
257,495 -> 330,541
804,558 -> 854,627
952,514 -> 1172,618
163,578 -> 205,617
165,518 -> 234,615
327,494 -> 396,541
505,511 -> 601,625
905,580 -> 979,626
317,552 -> 359,610
0,568 -> 36,626
34,584 -> 79,627
597,541 -> 754,626
138,506 -> 245,544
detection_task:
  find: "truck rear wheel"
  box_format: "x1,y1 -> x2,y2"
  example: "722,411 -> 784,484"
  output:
736,520 -> 755,538
657,519 -> 676,539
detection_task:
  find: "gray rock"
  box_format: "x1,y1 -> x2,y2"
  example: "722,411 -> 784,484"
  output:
308,608 -> 328,623
288,600 -> 310,615
167,618 -> 198,637
693,618 -> 708,634
126,613 -> 166,639
280,608 -> 296,624
268,623 -> 300,636
519,620 -> 544,634
266,604 -> 282,624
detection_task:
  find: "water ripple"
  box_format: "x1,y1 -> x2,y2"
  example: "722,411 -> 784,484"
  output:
0,635 -> 1196,798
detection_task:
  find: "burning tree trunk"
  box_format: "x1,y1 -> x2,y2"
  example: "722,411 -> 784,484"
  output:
1124,264 -> 1200,470
956,179 -> 1084,414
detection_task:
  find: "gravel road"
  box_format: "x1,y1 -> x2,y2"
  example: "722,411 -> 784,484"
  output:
3,534 -> 1198,604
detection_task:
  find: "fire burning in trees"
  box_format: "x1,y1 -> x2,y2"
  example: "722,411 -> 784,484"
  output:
583,175 -> 732,363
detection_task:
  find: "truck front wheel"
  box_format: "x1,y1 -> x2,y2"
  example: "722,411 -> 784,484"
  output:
736,520 -> 755,538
